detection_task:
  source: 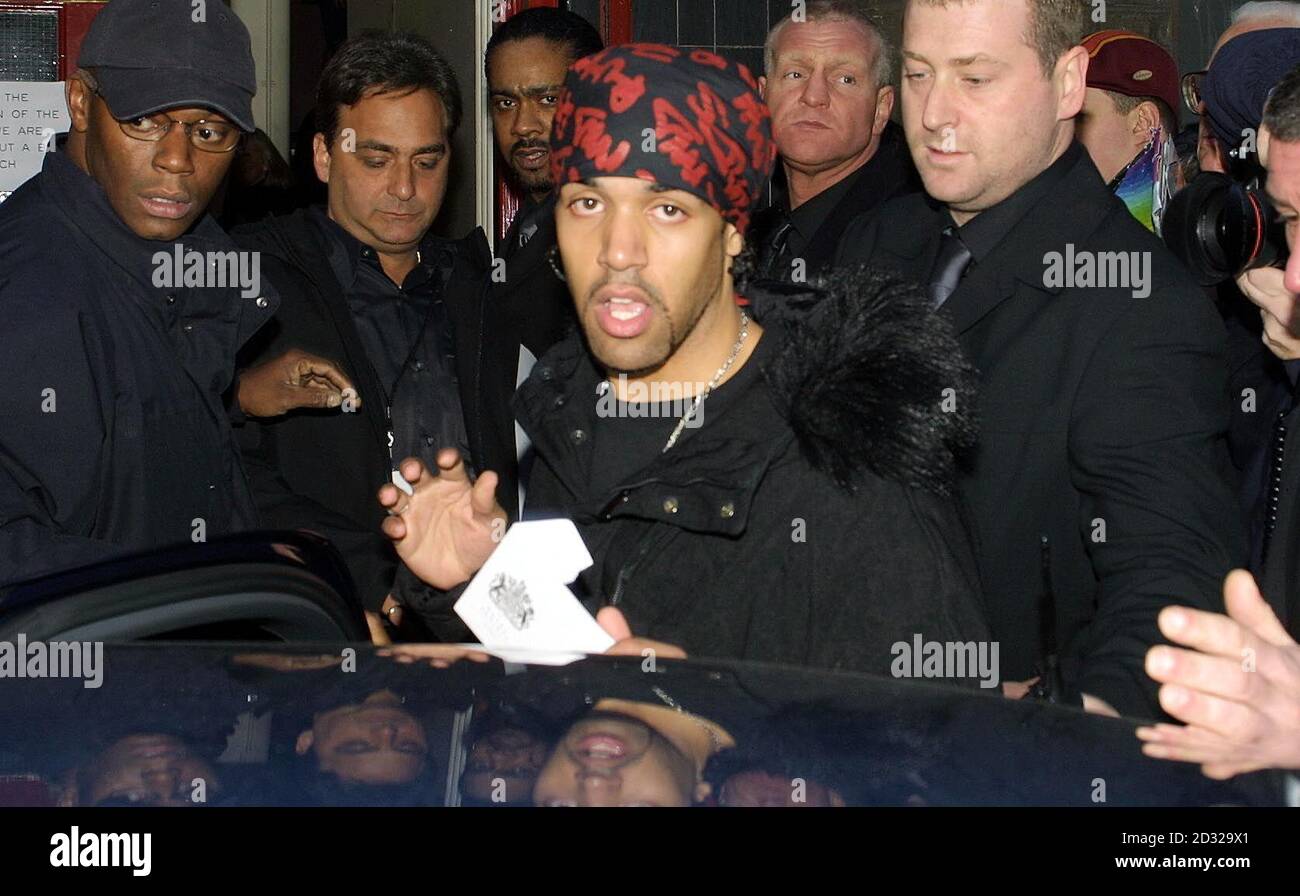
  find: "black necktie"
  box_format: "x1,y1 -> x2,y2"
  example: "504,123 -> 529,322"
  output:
764,220 -> 794,279
927,225 -> 973,308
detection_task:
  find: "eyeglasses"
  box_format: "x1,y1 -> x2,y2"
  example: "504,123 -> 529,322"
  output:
80,73 -> 241,153
116,113 -> 241,153
1182,70 -> 1206,115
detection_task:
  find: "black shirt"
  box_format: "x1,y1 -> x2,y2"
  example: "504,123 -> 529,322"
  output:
586,325 -> 768,499
783,165 -> 865,260
754,121 -> 920,282
951,142 -> 1082,262
307,206 -> 468,465
311,207 -> 439,396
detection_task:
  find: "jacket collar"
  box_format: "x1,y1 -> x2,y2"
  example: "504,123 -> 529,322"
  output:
38,151 -> 277,390
755,122 -> 919,273
945,144 -> 1114,334
240,208 -> 392,448
514,322 -> 790,537
500,193 -> 558,278
42,151 -> 242,290
873,143 -> 1116,334
518,256 -> 978,513
307,204 -> 463,291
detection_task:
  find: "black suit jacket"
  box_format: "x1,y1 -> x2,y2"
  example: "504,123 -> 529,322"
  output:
496,195 -> 576,357
481,195 -> 577,515
751,121 -> 920,282
232,210 -> 518,611
836,146 -> 1247,717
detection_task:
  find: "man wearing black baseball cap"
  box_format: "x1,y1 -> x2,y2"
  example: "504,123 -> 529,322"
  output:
71,0 -> 258,240
0,0 -> 353,585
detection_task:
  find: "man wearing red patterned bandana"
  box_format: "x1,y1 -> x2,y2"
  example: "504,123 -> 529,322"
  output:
379,46 -> 992,690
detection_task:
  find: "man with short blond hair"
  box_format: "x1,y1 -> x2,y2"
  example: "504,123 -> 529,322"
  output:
751,0 -> 918,282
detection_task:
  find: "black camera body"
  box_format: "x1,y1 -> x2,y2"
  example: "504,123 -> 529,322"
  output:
1162,156 -> 1290,286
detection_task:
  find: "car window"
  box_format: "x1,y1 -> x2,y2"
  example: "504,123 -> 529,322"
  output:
0,644 -> 1279,807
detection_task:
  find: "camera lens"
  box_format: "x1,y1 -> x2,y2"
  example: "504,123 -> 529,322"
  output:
1162,172 -> 1290,286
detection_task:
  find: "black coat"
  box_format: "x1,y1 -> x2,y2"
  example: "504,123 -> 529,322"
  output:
836,145 -> 1247,716
404,268 -> 994,681
0,153 -> 274,585
1257,381 -> 1300,639
495,195 -> 577,358
749,121 -> 920,282
232,210 -> 518,610
479,196 -> 578,512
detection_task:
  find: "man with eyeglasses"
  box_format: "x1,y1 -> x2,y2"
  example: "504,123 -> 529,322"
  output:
0,0 -> 352,585
1188,2 -> 1300,175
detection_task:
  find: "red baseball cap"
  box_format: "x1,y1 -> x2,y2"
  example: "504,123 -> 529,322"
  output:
1082,29 -> 1180,119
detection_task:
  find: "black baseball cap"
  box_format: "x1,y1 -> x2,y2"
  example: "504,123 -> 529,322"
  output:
77,0 -> 257,132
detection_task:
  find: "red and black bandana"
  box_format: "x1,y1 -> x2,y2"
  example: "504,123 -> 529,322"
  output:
548,43 -> 777,235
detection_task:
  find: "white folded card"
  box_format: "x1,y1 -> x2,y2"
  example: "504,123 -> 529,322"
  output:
453,519 -> 615,658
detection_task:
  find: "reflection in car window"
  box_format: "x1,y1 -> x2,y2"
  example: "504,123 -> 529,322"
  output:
0,645 -> 1282,808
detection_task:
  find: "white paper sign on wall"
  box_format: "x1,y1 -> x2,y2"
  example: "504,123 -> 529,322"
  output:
0,82 -> 70,202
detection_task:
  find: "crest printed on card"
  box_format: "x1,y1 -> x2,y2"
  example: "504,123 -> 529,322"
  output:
489,573 -> 534,630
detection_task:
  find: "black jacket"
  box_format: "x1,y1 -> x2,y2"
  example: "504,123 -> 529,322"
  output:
495,195 -> 577,358
1256,370 -> 1300,639
750,121 -> 920,283
0,153 -> 275,585
405,269 -> 994,681
480,195 -> 578,512
836,145 -> 1247,716
232,210 -> 517,610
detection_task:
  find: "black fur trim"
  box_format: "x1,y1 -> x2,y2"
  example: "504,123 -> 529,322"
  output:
749,265 -> 979,496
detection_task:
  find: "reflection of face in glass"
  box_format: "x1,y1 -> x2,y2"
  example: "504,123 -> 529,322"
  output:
232,653 -> 342,672
462,727 -> 547,805
296,690 -> 428,786
532,712 -> 704,807
84,734 -> 219,807
719,770 -> 845,807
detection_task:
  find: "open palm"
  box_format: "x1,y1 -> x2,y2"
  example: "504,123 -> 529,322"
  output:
378,450 -> 507,590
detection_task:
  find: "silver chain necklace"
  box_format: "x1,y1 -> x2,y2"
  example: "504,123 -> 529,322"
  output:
661,309 -> 749,453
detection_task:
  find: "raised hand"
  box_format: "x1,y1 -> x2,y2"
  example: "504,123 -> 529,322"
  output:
1137,570 -> 1300,778
378,449 -> 507,591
